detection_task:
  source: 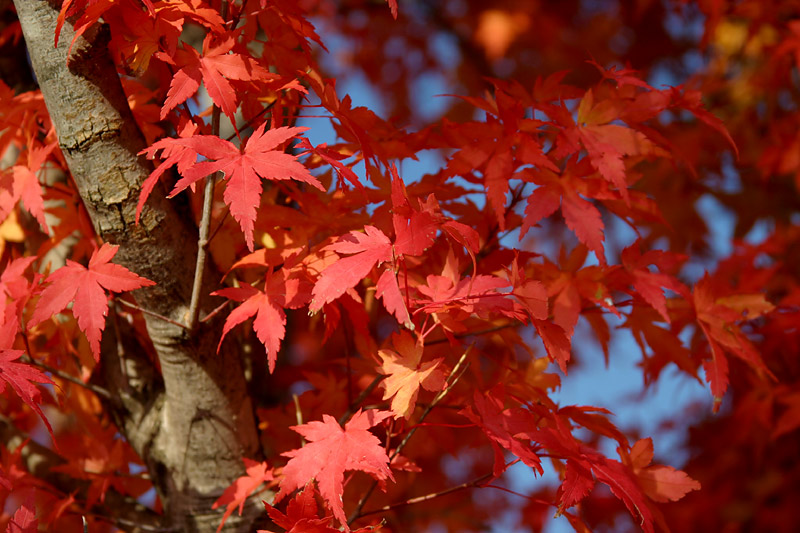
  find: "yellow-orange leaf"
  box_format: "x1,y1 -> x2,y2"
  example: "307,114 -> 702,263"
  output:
379,332 -> 446,419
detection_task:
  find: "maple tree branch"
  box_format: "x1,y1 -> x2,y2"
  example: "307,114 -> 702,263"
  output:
339,374 -> 387,425
391,345 -> 471,462
187,91 -> 224,332
187,168 -> 218,332
348,346 -> 472,525
14,1 -> 261,528
19,352 -> 112,400
0,417 -> 167,532
357,471 -> 494,518
199,298 -> 231,323
425,323 -> 515,345
115,299 -> 189,330
206,206 -> 230,245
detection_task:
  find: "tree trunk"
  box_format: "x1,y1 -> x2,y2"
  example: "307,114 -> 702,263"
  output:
13,1 -> 261,530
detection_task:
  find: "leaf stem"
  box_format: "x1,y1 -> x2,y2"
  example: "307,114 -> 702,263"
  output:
115,299 -> 189,330
19,345 -> 112,400
198,299 -> 231,324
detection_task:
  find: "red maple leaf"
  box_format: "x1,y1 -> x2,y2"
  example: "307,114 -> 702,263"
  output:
668,87 -> 739,158
484,141 -> 514,231
533,319 -> 572,373
55,0 -> 153,49
0,349 -> 55,443
506,256 -> 548,322
692,275 -> 776,411
295,138 -> 365,194
275,409 -> 395,531
559,459 -> 595,509
213,269 -> 310,372
566,89 -> 666,204
5,495 -> 38,533
158,34 -> 276,121
390,167 -> 438,257
262,485 -> 339,533
29,243 -> 155,361
1,142 -> 57,232
520,164 -> 608,265
619,242 -> 688,324
136,119 -> 200,223
589,456 -> 656,533
587,58 -> 653,90
375,268 -> 412,329
143,124 -> 322,251
0,256 -> 38,328
386,0 -> 398,19
459,388 -> 543,478
415,273 -> 513,317
310,226 -> 393,312
212,458 -> 275,532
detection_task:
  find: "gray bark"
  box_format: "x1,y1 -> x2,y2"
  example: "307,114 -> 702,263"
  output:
12,0 -> 261,530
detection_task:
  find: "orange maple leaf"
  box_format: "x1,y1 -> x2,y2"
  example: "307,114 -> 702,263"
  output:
626,438 -> 701,503
212,458 -> 275,532
378,332 -> 445,419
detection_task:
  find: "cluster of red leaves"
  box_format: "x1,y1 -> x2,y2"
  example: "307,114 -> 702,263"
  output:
1,0 -> 799,531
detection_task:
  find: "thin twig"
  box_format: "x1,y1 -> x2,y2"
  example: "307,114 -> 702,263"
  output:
343,318 -> 355,409
224,100 -> 275,142
20,353 -> 112,400
390,346 -> 471,462
426,323 -> 515,345
357,472 -> 494,517
199,299 -> 231,323
292,394 -> 306,446
348,345 -> 473,525
187,0 -> 228,331
186,166 -> 218,331
339,374 -> 387,425
115,299 -> 189,330
206,206 -> 230,245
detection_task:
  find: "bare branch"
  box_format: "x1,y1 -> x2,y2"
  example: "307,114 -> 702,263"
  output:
20,352 -> 112,400
357,472 -> 494,518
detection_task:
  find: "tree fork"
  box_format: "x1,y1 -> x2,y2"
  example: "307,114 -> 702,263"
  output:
13,0 -> 261,530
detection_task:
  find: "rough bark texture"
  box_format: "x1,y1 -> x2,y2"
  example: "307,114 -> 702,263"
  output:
12,1 -> 261,530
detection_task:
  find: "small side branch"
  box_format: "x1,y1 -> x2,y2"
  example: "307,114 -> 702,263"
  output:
186,169 -> 217,332
358,472 -> 494,518
0,417 -> 167,532
116,299 -> 189,330
348,346 -> 472,525
339,374 -> 387,425
20,353 -> 112,400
